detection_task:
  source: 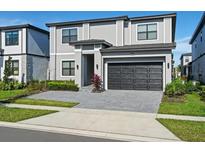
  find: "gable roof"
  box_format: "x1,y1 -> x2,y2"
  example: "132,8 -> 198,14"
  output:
46,16 -> 129,27
189,12 -> 205,44
46,13 -> 176,27
69,39 -> 112,47
100,43 -> 176,52
0,24 -> 49,35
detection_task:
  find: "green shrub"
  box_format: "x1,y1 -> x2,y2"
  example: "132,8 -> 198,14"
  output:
165,79 -> 186,96
185,81 -> 198,94
27,80 -> 47,91
0,81 -> 25,91
200,91 -> 205,102
47,80 -> 79,91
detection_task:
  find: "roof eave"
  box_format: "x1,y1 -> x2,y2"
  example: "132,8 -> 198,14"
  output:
189,12 -> 205,44
46,16 -> 129,27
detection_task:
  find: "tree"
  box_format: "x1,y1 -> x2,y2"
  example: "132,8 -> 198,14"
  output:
3,56 -> 12,83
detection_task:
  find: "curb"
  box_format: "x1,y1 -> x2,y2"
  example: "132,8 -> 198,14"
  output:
0,122 -> 179,142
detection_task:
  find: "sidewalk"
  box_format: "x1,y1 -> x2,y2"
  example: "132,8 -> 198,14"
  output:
3,103 -> 205,141
157,114 -> 205,122
5,103 -> 205,122
2,104 -> 180,141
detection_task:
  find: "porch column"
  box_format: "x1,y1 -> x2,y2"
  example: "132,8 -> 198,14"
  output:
75,50 -> 83,88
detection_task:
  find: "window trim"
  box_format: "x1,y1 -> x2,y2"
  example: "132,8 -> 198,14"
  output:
61,27 -> 78,44
5,30 -> 19,46
61,59 -> 75,77
136,22 -> 158,41
5,59 -> 19,76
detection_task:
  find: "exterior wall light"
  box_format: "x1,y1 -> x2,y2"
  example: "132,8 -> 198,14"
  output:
77,65 -> 79,70
96,64 -> 98,70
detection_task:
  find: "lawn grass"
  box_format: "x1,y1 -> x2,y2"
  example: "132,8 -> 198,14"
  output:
13,98 -> 79,108
157,119 -> 205,142
0,105 -> 57,122
0,89 -> 28,101
158,93 -> 205,116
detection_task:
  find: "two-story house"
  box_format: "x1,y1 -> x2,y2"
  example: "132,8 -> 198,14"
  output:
180,52 -> 192,78
190,12 -> 205,83
0,24 -> 49,83
46,13 -> 176,91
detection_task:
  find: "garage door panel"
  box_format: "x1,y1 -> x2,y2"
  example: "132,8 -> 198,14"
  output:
135,74 -> 148,79
149,74 -> 162,79
134,79 -> 148,84
134,84 -> 148,90
108,62 -> 163,91
149,68 -> 162,73
149,79 -> 162,84
121,73 -> 134,79
121,84 -> 134,90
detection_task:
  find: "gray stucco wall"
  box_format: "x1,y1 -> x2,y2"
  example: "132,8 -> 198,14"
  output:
48,15 -> 174,88
0,56 -> 3,79
27,55 -> 49,81
192,25 -> 205,61
27,29 -> 49,56
49,54 -> 76,81
192,56 -> 205,83
191,24 -> 205,83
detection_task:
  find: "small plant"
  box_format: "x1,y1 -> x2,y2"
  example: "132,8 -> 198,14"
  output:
91,74 -> 103,92
165,79 -> 186,96
200,91 -> 205,102
185,81 -> 198,94
3,56 -> 12,84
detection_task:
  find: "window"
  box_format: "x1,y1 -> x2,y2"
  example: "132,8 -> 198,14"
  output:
62,61 -> 75,76
5,31 -> 19,46
201,31 -> 203,42
5,60 -> 19,75
185,59 -> 189,63
62,28 -> 77,43
137,23 -> 157,40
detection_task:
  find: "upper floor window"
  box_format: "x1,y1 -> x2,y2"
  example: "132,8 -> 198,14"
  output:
5,31 -> 19,46
137,23 -> 157,40
185,58 -> 189,63
62,28 -> 77,43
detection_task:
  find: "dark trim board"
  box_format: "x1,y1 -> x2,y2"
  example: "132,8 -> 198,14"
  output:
108,62 -> 163,91
0,53 -> 49,58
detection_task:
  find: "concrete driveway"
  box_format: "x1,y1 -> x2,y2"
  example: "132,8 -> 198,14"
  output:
17,108 -> 179,141
28,90 -> 163,113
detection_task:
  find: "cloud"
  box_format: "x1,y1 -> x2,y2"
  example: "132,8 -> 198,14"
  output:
0,18 -> 32,26
173,36 -> 192,66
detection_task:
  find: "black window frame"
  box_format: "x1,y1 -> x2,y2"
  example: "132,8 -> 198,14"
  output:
5,30 -> 19,46
62,60 -> 75,76
137,23 -> 157,41
5,60 -> 19,76
62,28 -> 78,43
185,58 -> 189,63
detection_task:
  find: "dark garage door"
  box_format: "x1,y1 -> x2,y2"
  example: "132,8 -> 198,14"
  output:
108,62 -> 163,90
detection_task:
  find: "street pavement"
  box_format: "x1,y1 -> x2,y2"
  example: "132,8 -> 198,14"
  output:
0,126 -> 121,142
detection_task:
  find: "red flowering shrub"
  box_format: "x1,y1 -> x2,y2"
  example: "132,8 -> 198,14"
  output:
91,74 -> 102,92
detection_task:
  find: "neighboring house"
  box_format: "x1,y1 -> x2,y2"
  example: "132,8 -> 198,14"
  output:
0,24 -> 49,83
190,12 -> 205,84
180,52 -> 192,78
46,13 -> 176,91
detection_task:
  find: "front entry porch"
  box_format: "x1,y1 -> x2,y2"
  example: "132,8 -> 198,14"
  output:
83,54 -> 94,86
